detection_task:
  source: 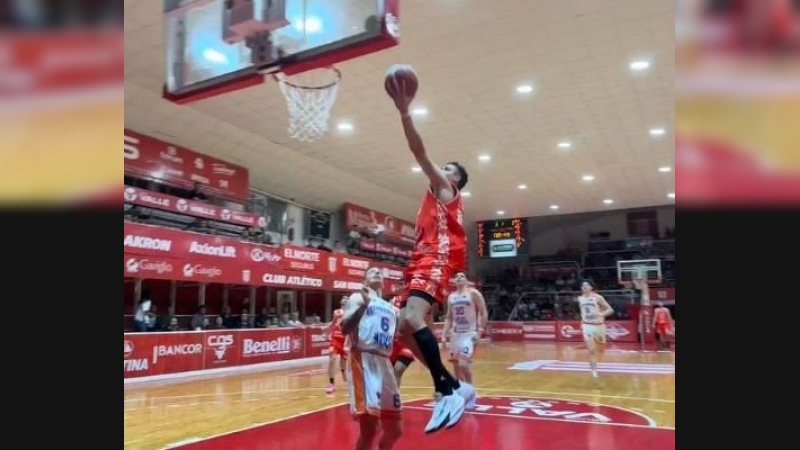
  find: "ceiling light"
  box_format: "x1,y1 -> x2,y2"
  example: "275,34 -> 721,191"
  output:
515,85 -> 534,94
557,142 -> 572,149
478,154 -> 491,162
630,61 -> 650,71
202,49 -> 228,64
658,166 -> 672,173
461,191 -> 471,197
337,122 -> 353,131
650,127 -> 666,136
517,184 -> 527,190
549,205 -> 559,210
582,175 -> 595,182
412,107 -> 428,116
411,166 -> 422,172
496,210 -> 505,215
603,199 -> 614,205
667,192 -> 675,199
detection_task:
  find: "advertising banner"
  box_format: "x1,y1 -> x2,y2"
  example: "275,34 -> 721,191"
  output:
124,187 -> 266,228
124,129 -> 250,201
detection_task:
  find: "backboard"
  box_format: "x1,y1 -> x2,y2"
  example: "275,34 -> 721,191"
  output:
163,0 -> 401,104
617,259 -> 662,287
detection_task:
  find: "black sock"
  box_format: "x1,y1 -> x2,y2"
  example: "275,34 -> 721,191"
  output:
329,377 -> 334,384
412,327 -> 461,395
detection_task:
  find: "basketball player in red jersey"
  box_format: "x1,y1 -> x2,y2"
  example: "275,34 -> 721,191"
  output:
652,302 -> 674,350
386,77 -> 475,433
322,296 -> 349,394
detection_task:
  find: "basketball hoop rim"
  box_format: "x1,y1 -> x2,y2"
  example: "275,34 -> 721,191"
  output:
272,66 -> 342,90
620,278 -> 662,288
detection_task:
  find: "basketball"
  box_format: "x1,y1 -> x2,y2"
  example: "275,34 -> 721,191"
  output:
384,64 -> 419,99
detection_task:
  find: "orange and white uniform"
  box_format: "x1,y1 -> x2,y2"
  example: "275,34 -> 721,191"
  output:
346,291 -> 402,421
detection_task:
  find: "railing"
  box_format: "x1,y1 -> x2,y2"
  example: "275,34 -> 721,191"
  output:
507,289 -> 637,321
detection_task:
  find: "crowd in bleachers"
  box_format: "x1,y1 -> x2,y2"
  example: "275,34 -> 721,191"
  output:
479,231 -> 676,322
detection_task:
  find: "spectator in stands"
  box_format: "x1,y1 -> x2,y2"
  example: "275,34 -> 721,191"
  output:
278,313 -> 291,327
132,292 -> 153,332
234,310 -> 251,328
333,240 -> 347,253
267,317 -> 280,328
188,182 -> 207,201
288,311 -> 304,327
165,317 -> 179,331
205,316 -> 224,329
220,305 -> 236,328
190,305 -> 207,330
156,306 -> 175,331
146,304 -> 159,331
255,307 -> 270,328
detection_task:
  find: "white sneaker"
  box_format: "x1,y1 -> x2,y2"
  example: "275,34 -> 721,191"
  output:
457,382 -> 477,410
424,394 -> 451,433
444,392 -> 467,428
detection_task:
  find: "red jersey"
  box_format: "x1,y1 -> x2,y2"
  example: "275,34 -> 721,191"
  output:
654,308 -> 670,324
330,309 -> 344,340
410,187 -> 467,272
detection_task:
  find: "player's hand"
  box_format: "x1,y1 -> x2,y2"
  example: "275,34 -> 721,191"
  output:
361,287 -> 373,306
385,77 -> 412,115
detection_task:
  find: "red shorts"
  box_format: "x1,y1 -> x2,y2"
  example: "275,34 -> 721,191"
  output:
401,257 -> 454,306
656,323 -> 670,335
389,338 -> 415,366
329,336 -> 347,358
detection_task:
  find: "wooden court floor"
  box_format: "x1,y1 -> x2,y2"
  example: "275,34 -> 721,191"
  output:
124,341 -> 675,450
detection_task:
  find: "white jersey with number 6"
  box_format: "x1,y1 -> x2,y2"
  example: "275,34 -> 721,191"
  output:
448,291 -> 478,333
350,294 -> 397,357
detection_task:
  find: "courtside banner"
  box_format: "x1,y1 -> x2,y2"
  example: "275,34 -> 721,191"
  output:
125,328 -> 307,378
304,326 -> 332,358
488,322 -> 524,342
556,321 -> 638,343
124,320 -> 655,379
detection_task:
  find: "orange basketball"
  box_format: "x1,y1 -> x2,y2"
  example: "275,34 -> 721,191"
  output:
384,64 -> 419,99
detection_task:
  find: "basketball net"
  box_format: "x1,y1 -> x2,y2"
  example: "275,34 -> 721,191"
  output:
274,67 -> 341,143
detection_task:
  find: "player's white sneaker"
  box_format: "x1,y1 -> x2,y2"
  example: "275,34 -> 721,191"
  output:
424,393 -> 451,433
444,391 -> 467,428
457,382 -> 477,410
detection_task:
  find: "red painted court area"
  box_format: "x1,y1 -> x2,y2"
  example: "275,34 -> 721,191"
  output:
171,397 -> 674,450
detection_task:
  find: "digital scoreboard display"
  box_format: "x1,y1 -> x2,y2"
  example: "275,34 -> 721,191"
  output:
476,218 -> 527,258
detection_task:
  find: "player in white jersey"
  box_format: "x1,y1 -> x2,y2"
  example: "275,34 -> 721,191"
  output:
341,267 -> 402,450
441,271 -> 486,409
575,280 -> 614,380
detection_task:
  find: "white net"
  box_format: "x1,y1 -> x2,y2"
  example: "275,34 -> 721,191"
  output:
274,67 -> 341,143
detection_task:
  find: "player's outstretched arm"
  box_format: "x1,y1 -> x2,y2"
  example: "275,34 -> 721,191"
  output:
386,78 -> 451,199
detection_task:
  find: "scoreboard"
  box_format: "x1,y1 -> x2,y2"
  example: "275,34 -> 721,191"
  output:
476,218 -> 527,259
